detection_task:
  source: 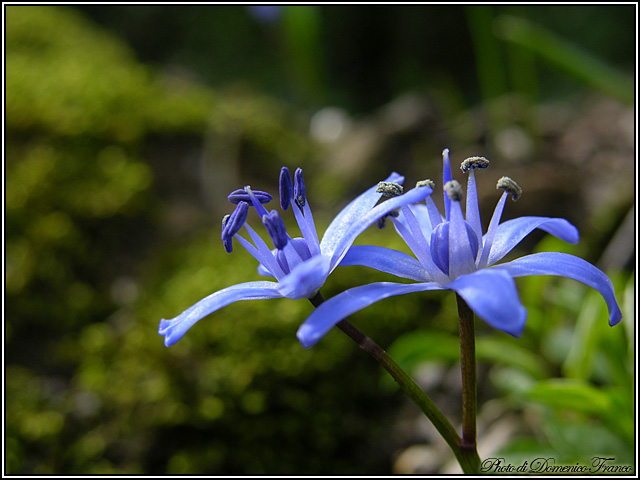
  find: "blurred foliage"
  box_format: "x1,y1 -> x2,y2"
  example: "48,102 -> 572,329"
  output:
75,5 -> 635,112
6,5 -> 214,370
4,4 -> 635,476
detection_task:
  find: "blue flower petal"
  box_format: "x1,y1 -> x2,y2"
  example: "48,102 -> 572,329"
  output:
257,263 -> 273,277
297,282 -> 444,348
320,172 -> 404,260
487,216 -> 579,266
158,281 -> 282,347
448,200 -> 477,278
396,203 -> 433,240
447,269 -> 527,336
493,252 -> 622,326
325,185 -> 433,271
340,245 -> 430,281
276,254 -> 331,299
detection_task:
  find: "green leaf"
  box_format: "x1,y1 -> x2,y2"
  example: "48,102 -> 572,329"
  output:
494,15 -> 634,105
525,379 -> 611,416
476,336 -> 549,379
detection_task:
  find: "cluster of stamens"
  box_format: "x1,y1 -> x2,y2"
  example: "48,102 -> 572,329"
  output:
220,166 -> 319,279
395,153 -> 523,278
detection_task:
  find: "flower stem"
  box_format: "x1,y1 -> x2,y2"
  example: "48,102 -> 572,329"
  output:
309,292 -> 480,474
456,294 -> 481,473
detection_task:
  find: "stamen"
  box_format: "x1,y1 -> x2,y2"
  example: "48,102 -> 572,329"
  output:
416,179 -> 435,189
460,156 -> 490,173
497,176 -> 522,201
376,182 -> 403,197
294,168 -> 306,208
222,201 -> 249,239
243,186 -> 270,218
223,236 -> 233,253
442,148 -> 453,220
279,166 -> 293,211
221,202 -> 249,253
444,180 -> 464,202
228,188 -> 273,205
376,209 -> 399,229
262,210 -> 289,249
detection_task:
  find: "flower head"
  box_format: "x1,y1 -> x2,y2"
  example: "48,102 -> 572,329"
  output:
158,167 -> 433,346
297,149 -> 622,347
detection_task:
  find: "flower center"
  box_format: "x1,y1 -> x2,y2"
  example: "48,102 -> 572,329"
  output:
430,219 -> 479,276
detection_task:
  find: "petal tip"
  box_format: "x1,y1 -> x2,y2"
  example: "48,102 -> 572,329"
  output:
609,309 -> 623,327
296,325 -> 319,349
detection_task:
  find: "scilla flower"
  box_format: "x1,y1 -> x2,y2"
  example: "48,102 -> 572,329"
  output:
297,149 -> 622,347
159,167 -> 433,346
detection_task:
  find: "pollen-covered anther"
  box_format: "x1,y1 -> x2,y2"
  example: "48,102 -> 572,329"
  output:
460,156 -> 490,173
376,182 -> 403,197
444,180 -> 464,202
415,179 -> 435,189
497,176 -> 522,202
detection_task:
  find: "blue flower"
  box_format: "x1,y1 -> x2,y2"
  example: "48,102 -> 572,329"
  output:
159,167 -> 433,346
297,149 -> 623,348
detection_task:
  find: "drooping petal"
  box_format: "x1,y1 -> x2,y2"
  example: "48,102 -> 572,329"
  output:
326,185 -> 433,271
339,245 -> 431,281
158,281 -> 282,347
297,281 -> 444,348
447,268 -> 528,336
320,172 -> 404,259
486,216 -> 579,266
276,254 -> 331,300
493,252 -> 622,326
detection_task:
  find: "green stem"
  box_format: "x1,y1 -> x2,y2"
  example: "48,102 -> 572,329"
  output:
309,292 -> 481,474
456,294 -> 480,472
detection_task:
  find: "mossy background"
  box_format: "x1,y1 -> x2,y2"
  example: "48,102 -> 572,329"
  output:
5,5 -> 635,475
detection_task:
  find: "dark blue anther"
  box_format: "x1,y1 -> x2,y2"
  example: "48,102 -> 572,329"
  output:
228,189 -> 273,205
293,167 -> 306,208
221,201 -> 249,252
262,210 -> 289,250
376,210 -> 400,229
279,166 -> 293,211
222,236 -> 233,253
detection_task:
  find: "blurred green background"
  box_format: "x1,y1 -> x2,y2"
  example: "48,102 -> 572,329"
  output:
5,5 -> 635,475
